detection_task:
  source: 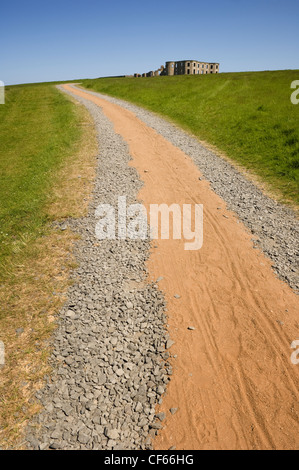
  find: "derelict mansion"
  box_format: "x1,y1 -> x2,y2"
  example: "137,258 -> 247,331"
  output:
134,60 -> 220,78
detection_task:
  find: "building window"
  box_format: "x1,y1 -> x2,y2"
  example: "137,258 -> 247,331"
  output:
206,65 -> 208,69
210,64 -> 213,68
202,64 -> 204,68
187,69 -> 190,74
187,62 -> 190,67
216,65 -> 218,69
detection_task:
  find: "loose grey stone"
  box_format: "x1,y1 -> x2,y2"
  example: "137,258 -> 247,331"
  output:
156,412 -> 166,422
97,372 -> 107,385
66,310 -> 76,319
49,442 -> 61,450
78,431 -> 91,445
104,428 -> 119,440
150,422 -> 163,430
39,442 -> 49,451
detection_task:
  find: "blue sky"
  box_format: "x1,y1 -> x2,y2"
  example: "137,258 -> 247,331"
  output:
1,0 -> 299,85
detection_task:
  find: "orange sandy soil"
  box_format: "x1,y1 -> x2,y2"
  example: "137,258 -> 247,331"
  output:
62,84 -> 299,450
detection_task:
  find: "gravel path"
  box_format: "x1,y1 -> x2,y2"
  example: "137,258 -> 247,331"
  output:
81,86 -> 299,294
26,88 -> 170,450
26,83 -> 298,451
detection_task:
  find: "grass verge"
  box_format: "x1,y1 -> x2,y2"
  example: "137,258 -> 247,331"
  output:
82,70 -> 299,207
0,84 -> 98,448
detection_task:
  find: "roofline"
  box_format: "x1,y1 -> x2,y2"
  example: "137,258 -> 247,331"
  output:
167,60 -> 219,64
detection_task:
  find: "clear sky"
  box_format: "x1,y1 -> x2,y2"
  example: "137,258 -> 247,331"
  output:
1,0 -> 299,85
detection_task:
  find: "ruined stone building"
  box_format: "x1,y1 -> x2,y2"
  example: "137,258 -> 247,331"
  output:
162,60 -> 219,75
135,60 -> 219,78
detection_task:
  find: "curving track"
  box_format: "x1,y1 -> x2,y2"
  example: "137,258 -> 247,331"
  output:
60,84 -> 299,450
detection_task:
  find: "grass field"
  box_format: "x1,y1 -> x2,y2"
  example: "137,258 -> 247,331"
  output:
0,84 -> 80,268
0,83 -> 97,447
82,70 -> 299,206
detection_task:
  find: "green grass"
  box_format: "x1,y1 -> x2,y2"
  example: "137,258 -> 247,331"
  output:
82,70 -> 299,206
0,83 -> 81,271
0,81 -> 99,448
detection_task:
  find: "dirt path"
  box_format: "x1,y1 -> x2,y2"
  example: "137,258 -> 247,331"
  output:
62,84 -> 299,450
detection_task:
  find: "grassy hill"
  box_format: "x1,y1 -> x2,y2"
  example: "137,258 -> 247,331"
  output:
82,70 -> 299,206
